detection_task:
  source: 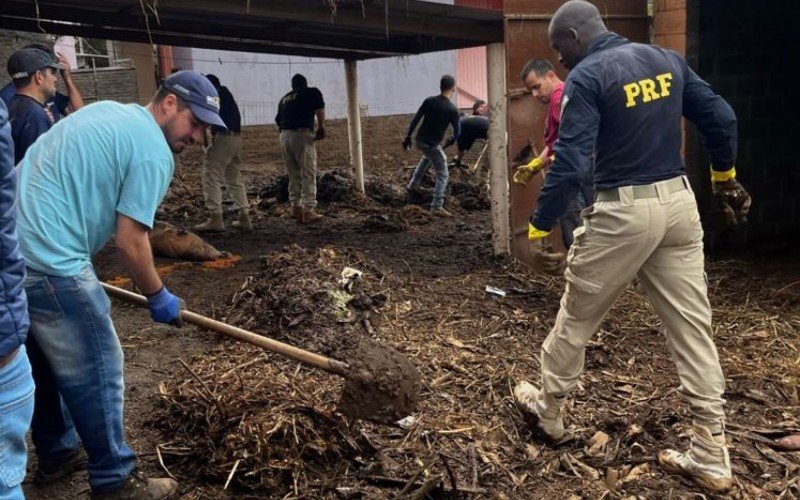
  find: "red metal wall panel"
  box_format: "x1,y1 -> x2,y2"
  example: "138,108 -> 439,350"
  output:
455,0 -> 500,108
456,46 -> 488,109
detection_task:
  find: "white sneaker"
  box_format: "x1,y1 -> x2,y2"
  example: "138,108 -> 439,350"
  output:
513,381 -> 564,442
658,425 -> 733,492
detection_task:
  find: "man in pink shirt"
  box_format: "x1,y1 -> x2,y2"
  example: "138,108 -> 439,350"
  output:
514,58 -> 594,248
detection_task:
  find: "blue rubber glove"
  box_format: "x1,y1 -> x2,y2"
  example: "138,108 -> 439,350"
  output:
147,286 -> 184,327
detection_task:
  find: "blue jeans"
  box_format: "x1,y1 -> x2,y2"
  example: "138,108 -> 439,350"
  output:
0,346 -> 34,500
408,139 -> 449,210
25,266 -> 136,492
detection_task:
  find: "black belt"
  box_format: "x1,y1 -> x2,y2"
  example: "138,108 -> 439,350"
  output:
595,176 -> 688,202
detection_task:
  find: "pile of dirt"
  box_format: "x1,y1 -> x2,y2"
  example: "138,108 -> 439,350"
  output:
223,245 -> 388,356
256,168 -> 490,212
151,254 -> 800,498
257,169 -> 356,205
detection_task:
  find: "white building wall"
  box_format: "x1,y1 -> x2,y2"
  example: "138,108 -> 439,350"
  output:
171,0 -> 457,125
171,48 -> 456,126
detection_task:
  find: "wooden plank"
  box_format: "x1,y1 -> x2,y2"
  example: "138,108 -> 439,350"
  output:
487,42 -> 511,255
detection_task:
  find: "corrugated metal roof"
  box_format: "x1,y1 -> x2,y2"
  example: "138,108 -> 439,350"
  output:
0,0 -> 503,60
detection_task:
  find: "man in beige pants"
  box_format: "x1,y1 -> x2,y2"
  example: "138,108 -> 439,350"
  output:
194,74 -> 251,232
275,74 -> 325,223
514,1 -> 751,493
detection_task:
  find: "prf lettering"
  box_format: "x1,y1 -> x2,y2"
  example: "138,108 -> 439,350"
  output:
623,73 -> 673,108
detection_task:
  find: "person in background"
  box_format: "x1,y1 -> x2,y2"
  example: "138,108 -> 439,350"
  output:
451,99 -> 488,169
1,43 -> 84,123
513,57 -> 594,248
193,74 -> 251,232
275,74 -> 326,223
403,75 -> 460,217
6,47 -> 61,164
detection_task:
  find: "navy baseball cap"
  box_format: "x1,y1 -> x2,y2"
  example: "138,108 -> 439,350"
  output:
162,70 -> 226,129
7,48 -> 61,79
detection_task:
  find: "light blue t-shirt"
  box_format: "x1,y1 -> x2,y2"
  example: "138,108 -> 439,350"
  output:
17,101 -> 173,276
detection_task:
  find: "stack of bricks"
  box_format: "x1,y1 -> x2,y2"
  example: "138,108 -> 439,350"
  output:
652,0 -> 687,55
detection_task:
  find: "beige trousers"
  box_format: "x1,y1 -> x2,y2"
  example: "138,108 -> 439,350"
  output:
541,176 -> 726,433
202,133 -> 248,213
279,129 -> 317,209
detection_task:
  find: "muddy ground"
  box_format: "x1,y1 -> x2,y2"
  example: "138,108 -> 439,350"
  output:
22,141 -> 800,499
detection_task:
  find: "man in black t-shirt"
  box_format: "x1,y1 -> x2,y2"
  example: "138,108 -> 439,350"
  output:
275,74 -> 326,223
403,75 -> 460,217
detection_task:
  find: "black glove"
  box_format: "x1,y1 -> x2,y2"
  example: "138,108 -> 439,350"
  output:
528,228 -> 565,276
402,136 -> 412,150
712,178 -> 751,226
443,136 -> 456,149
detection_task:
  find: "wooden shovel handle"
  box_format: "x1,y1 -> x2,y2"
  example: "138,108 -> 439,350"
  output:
101,282 -> 350,377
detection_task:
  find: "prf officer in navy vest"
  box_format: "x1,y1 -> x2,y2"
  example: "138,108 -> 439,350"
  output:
512,1 -> 750,494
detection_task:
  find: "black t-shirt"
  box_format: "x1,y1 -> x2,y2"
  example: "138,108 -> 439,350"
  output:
275,87 -> 325,131
8,94 -> 53,164
457,115 -> 488,150
411,95 -> 459,144
213,85 -> 241,134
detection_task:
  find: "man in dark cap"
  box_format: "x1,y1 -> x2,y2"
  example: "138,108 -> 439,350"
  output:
5,47 -> 61,163
275,73 -> 326,223
194,74 -> 251,232
1,43 -> 84,124
16,71 -> 225,499
512,0 -> 750,492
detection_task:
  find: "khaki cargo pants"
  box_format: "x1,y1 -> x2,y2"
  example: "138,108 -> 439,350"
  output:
279,129 -> 318,209
202,133 -> 248,213
541,176 -> 726,433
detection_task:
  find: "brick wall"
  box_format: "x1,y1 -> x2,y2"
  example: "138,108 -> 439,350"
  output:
67,66 -> 139,104
693,0 -> 797,240
652,0 -> 687,55
1,31 -> 139,105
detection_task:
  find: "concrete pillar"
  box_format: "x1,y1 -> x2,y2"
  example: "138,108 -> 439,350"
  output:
345,59 -> 365,194
487,43 -> 510,255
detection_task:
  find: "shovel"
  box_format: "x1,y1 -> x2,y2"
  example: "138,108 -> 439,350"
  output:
101,282 -> 420,424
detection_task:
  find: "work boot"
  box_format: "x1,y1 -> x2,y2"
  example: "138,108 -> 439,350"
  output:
513,381 -> 565,442
430,207 -> 453,218
231,210 -> 253,232
301,207 -> 323,224
291,205 -> 303,220
193,212 -> 224,233
92,470 -> 178,499
33,449 -> 87,485
658,425 -> 733,492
